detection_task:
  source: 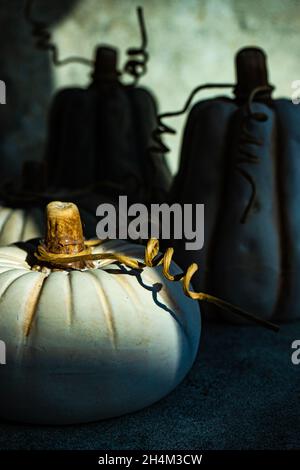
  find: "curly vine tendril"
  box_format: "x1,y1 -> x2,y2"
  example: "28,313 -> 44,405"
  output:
123,6 -> 149,84
25,0 -> 147,77
237,85 -> 274,223
24,0 -> 93,66
149,83 -> 274,224
146,83 -> 235,202
34,237 -> 279,332
149,83 -> 235,157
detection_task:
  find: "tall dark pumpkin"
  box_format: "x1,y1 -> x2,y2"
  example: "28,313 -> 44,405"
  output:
45,46 -> 171,205
170,47 -> 300,323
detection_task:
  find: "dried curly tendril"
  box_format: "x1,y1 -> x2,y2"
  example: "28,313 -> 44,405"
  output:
34,237 -> 279,332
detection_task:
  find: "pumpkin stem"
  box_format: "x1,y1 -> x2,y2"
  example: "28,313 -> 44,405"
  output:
43,201 -> 88,269
234,47 -> 274,104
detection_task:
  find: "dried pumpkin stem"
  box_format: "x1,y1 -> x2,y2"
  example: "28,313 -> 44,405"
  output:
45,201 -> 85,254
43,201 -> 88,269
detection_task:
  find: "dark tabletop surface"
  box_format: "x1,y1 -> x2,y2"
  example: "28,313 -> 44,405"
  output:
0,320 -> 299,450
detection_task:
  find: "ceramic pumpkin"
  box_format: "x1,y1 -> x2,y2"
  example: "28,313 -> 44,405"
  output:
44,46 -> 171,204
170,46 -> 300,323
0,201 -> 200,424
0,204 -> 44,245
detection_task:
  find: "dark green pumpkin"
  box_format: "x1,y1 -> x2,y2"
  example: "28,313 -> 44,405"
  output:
45,46 -> 171,205
170,47 -> 300,323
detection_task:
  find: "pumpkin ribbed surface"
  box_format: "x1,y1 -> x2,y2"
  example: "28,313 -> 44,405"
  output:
0,239 -> 200,424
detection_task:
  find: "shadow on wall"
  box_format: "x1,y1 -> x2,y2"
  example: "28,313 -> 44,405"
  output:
0,0 -> 80,181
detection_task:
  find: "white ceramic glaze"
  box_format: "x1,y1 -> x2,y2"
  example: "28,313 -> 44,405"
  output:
0,206 -> 43,245
0,239 -> 200,424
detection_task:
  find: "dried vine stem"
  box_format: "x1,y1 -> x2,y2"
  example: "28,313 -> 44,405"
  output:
237,85 -> 273,223
34,203 -> 279,333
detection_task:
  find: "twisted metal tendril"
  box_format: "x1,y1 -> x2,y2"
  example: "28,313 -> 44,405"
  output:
148,83 -> 234,166
237,85 -> 274,223
146,83 -> 235,203
123,6 -> 149,84
24,0 -> 93,66
25,1 -> 148,75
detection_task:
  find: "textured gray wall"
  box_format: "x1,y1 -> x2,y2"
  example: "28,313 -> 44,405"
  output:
1,0 -> 300,178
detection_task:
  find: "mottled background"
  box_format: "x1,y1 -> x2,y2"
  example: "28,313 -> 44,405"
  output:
0,0 -> 300,176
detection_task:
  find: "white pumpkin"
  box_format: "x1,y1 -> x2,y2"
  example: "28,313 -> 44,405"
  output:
0,237 -> 200,424
0,205 -> 44,244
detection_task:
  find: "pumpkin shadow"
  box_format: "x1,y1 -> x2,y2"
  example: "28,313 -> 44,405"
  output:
13,239 -> 40,266
105,264 -> 186,330
102,263 -> 190,402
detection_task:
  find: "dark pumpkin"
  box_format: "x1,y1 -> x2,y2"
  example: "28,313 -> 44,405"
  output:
45,46 -> 171,205
170,47 -> 300,323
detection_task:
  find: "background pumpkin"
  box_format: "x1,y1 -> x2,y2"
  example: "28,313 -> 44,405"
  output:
0,201 -> 200,424
170,46 -> 300,323
28,3 -> 172,205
